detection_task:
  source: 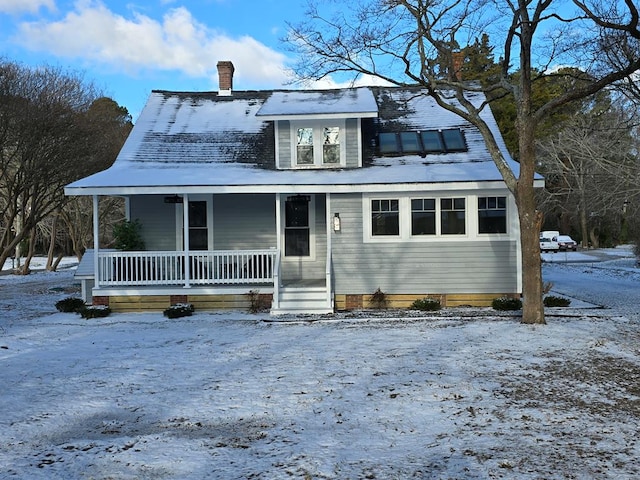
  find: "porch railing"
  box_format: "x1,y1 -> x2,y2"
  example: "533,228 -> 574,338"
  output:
96,249 -> 279,287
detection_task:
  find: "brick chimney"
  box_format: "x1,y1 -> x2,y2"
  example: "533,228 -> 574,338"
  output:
217,61 -> 235,96
451,51 -> 464,81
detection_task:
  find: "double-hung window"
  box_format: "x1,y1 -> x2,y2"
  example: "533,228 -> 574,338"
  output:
478,196 -> 507,233
294,121 -> 344,167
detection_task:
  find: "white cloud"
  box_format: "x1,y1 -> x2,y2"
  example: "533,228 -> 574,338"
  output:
14,1 -> 291,88
0,0 -> 54,14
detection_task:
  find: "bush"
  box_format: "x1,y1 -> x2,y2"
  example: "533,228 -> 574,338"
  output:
544,295 -> 571,307
79,305 -> 112,319
247,290 -> 270,313
164,303 -> 195,318
113,219 -> 145,251
55,297 -> 86,313
411,297 -> 441,311
492,296 -> 522,311
369,288 -> 388,309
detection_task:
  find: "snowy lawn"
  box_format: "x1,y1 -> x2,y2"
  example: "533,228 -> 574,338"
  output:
1,253 -> 640,479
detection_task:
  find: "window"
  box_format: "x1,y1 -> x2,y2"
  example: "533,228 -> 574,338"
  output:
322,127 -> 340,164
399,132 -> 421,153
411,198 -> 436,235
296,128 -> 314,165
478,196 -> 507,233
292,121 -> 344,167
441,129 -> 467,151
378,128 -> 467,155
188,201 -> 208,250
371,199 -> 399,236
412,199 -> 436,236
379,132 -> 399,153
285,196 -> 310,256
420,130 -> 445,152
441,198 -> 466,235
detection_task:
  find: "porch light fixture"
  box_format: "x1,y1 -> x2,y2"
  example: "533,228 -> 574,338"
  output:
164,195 -> 183,204
333,213 -> 341,232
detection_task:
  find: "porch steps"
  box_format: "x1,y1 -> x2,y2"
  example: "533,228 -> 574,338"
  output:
271,286 -> 333,315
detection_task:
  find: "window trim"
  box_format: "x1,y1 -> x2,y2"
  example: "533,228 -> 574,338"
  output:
363,193 -> 512,243
291,119 -> 346,168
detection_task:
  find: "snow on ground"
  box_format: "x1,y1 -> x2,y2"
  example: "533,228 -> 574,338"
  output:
1,249 -> 639,479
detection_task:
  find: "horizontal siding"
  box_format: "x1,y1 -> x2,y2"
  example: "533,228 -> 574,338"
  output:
345,118 -> 359,168
277,120 -> 292,169
330,193 -> 519,295
130,195 -> 177,250
213,194 -> 277,249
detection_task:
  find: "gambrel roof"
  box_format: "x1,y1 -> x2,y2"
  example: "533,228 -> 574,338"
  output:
66,86 -> 533,195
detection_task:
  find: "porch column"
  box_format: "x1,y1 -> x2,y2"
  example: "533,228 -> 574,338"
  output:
183,193 -> 190,288
92,195 -> 99,287
325,193 -> 333,308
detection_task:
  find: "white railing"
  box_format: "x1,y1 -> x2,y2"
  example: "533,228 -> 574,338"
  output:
97,249 -> 278,287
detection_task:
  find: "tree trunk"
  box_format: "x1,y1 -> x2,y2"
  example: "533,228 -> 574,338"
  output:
516,180 -> 546,325
46,213 -> 59,271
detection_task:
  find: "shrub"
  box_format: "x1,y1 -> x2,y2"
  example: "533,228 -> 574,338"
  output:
164,303 -> 195,318
247,290 -> 270,313
113,219 -> 145,251
544,295 -> 571,307
79,305 -> 112,319
369,288 -> 388,309
55,297 -> 86,313
410,297 -> 441,311
492,296 -> 522,311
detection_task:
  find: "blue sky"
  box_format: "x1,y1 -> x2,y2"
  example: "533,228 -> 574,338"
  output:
0,0 -> 324,120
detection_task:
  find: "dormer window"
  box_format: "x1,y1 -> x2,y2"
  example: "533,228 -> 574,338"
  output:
378,128 -> 467,155
292,120 -> 345,168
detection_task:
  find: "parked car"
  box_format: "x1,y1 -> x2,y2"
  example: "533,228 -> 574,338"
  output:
539,237 -> 559,253
554,235 -> 577,251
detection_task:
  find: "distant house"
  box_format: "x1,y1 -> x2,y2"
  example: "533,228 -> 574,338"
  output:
66,61 -> 539,314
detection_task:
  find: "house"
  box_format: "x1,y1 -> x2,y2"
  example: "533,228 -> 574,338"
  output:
65,61 -> 539,314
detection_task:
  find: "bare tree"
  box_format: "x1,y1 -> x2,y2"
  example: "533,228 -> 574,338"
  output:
286,0 -> 640,324
0,60 -> 129,273
537,106 -> 639,247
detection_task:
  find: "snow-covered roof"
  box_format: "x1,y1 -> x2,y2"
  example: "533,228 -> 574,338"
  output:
255,88 -> 379,119
66,86 -> 536,195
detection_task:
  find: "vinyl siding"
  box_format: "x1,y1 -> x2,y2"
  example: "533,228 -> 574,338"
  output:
129,195 -> 177,250
345,118 -> 359,168
212,194 -> 277,249
330,193 -> 519,294
277,120 -> 292,169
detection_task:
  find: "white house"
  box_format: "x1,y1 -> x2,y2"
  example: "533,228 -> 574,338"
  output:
66,61 -> 539,314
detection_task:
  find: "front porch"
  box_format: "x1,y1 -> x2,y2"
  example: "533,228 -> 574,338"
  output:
77,248 -> 334,314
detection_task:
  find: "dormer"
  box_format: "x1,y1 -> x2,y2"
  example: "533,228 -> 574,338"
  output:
256,88 -> 378,169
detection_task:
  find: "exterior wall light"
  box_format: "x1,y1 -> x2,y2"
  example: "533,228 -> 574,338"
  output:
333,213 -> 341,232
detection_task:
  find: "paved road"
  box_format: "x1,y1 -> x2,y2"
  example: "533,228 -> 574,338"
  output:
542,248 -> 640,320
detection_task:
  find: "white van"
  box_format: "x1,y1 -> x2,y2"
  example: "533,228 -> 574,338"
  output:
540,230 -> 560,240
